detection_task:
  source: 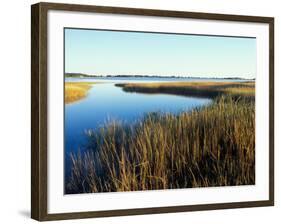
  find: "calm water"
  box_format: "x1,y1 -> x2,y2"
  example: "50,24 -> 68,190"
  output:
65,80 -> 212,153
64,77 -> 246,179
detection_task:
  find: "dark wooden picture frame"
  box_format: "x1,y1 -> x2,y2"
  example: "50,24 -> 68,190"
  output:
31,2 -> 274,221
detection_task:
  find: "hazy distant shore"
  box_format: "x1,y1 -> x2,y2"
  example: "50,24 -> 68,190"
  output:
65,73 -> 255,81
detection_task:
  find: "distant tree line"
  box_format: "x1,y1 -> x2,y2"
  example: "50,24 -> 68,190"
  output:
65,73 -> 255,80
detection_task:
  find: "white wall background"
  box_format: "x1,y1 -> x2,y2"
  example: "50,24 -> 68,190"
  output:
0,0 -> 279,223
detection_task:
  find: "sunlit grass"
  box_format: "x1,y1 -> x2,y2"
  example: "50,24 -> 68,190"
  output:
223,87 -> 255,96
116,81 -> 255,98
65,82 -> 94,104
67,95 -> 255,193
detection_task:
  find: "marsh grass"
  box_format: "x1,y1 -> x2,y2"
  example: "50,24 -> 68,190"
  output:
116,81 -> 255,98
66,95 -> 255,194
65,82 -> 94,104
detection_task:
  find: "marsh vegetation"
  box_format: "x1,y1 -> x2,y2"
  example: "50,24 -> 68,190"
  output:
66,81 -> 255,194
65,82 -> 94,104
116,81 -> 255,98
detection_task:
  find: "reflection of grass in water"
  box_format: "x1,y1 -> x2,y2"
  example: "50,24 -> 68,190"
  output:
67,95 -> 255,194
65,82 -> 94,104
116,81 -> 255,98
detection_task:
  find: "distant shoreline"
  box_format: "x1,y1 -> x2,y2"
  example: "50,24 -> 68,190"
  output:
65,73 -> 255,81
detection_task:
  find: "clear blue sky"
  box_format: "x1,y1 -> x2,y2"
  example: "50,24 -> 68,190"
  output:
65,28 -> 256,78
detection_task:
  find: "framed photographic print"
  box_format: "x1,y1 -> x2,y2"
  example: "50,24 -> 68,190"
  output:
31,2 -> 274,221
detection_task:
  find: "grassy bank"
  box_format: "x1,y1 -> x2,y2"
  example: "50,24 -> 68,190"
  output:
66,94 -> 255,193
116,81 -> 255,99
65,82 -> 94,104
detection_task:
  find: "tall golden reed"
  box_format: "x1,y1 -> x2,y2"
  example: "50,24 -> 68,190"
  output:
67,96 -> 255,193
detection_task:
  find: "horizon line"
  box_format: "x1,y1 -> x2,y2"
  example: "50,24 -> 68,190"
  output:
65,73 -> 255,80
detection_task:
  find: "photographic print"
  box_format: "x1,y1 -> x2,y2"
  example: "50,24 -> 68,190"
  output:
64,28 -> 256,194
31,3 -> 274,220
